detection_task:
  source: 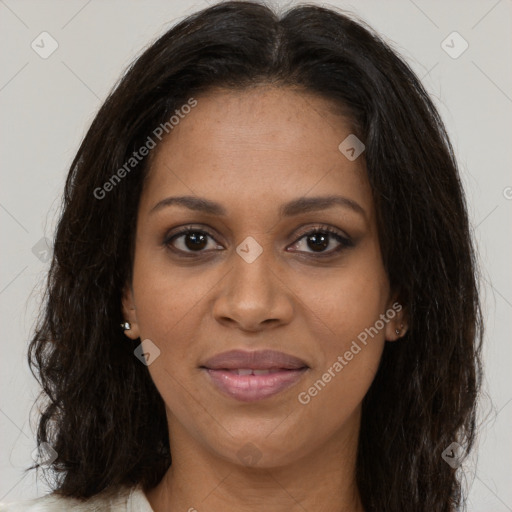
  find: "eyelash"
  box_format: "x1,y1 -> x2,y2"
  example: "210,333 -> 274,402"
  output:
163,224 -> 354,258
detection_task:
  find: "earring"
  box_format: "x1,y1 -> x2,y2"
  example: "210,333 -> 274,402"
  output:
121,321 -> 131,331
395,323 -> 404,336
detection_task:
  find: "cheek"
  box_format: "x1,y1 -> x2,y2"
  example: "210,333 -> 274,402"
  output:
130,258 -> 209,421
293,245 -> 389,344
297,283 -> 387,406
293,285 -> 386,441
292,252 -> 389,411
129,247 -> 226,398
130,244 -> 214,340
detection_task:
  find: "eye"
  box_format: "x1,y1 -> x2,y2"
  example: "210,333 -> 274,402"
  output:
164,224 -> 354,258
164,226 -> 223,255
288,226 -> 354,256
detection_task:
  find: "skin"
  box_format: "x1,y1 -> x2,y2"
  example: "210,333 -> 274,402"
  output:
122,85 -> 407,512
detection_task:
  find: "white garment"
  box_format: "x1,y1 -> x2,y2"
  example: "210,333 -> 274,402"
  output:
0,485 -> 154,511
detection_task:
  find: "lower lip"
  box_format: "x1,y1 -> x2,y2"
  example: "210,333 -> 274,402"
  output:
203,368 -> 308,402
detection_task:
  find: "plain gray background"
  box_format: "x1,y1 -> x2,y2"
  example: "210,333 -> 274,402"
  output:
1,0 -> 511,509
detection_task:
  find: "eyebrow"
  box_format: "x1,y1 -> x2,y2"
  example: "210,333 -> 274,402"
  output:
149,194 -> 366,219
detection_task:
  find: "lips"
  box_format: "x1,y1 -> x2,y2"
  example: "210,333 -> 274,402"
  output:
200,349 -> 309,402
223,368 -> 285,375
201,349 -> 309,371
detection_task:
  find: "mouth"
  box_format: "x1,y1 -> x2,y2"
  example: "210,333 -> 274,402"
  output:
199,349 -> 309,402
202,367 -> 309,402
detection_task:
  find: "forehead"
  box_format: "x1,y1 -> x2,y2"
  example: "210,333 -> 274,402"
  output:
140,86 -> 372,219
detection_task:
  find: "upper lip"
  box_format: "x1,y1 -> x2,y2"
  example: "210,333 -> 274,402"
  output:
201,349 -> 309,370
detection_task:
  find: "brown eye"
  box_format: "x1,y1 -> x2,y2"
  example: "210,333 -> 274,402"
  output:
289,227 -> 354,256
164,228 -> 224,255
182,231 -> 208,251
305,232 -> 330,252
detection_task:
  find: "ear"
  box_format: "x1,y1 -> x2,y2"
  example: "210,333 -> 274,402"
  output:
384,295 -> 408,342
121,282 -> 141,340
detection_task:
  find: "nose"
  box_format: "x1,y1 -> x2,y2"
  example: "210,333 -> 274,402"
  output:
212,243 -> 294,332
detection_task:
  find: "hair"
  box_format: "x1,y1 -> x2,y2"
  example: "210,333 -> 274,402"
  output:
27,1 -> 483,511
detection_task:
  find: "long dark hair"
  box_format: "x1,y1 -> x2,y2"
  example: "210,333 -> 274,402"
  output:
27,2 -> 483,510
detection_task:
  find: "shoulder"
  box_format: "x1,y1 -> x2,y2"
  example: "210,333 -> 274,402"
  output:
0,485 -> 153,512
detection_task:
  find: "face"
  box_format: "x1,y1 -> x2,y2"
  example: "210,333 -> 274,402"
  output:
122,86 -> 406,469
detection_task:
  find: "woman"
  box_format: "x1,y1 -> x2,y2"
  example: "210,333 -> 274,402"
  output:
0,1 -> 483,511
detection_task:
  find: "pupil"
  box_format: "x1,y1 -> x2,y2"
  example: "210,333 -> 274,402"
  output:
308,233 -> 328,252
185,232 -> 207,250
